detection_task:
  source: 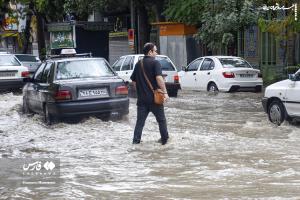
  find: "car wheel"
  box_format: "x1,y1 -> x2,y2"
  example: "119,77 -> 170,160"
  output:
268,100 -> 285,126
255,85 -> 262,93
208,83 -> 218,92
22,97 -> 31,114
168,89 -> 178,97
43,104 -> 53,125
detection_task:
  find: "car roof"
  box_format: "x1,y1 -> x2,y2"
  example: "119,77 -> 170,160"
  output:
14,54 -> 37,57
202,56 -> 243,59
120,54 -> 168,58
46,57 -> 106,63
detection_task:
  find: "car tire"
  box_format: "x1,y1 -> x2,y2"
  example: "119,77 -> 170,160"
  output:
43,104 -> 53,125
268,100 -> 285,126
168,89 -> 178,97
255,85 -> 262,93
208,83 -> 218,92
22,97 -> 31,114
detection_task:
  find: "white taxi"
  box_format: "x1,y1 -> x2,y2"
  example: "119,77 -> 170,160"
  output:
0,53 -> 29,91
262,69 -> 300,125
112,54 -> 180,97
179,56 -> 263,92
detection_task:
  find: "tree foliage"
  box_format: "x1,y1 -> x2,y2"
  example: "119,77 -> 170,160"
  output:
165,0 -> 259,51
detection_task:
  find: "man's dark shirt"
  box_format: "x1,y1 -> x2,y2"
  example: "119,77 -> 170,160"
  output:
130,56 -> 162,106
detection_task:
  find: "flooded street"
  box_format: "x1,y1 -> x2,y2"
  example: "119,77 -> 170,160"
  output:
0,91 -> 299,199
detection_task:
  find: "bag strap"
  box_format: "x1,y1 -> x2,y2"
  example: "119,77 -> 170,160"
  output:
140,59 -> 154,92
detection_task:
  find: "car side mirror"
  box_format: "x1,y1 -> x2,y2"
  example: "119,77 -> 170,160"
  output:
288,74 -> 296,81
182,66 -> 187,71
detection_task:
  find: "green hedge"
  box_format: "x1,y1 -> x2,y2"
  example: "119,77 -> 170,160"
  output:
285,65 -> 300,74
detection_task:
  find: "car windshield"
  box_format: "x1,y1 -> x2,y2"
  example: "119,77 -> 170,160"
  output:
155,57 -> 176,71
56,59 -> 115,80
219,58 -> 252,68
0,55 -> 21,66
15,55 -> 40,62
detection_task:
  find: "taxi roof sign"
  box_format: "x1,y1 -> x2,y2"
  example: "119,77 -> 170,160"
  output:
60,48 -> 76,55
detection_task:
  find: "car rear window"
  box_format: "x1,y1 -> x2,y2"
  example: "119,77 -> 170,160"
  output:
15,55 -> 40,62
156,57 -> 176,71
137,56 -> 176,71
0,55 -> 21,66
219,58 -> 252,68
56,59 -> 115,80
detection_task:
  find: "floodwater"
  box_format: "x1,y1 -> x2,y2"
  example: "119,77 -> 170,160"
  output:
0,91 -> 299,199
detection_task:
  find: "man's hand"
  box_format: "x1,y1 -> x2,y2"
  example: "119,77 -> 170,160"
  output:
164,93 -> 169,103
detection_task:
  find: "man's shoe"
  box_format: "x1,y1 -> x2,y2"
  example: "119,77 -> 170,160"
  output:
132,140 -> 141,144
157,137 -> 168,145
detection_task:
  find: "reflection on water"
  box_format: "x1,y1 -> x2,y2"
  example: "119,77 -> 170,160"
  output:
0,91 -> 299,199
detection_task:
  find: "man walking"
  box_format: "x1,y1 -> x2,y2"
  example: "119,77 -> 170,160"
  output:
130,43 -> 169,145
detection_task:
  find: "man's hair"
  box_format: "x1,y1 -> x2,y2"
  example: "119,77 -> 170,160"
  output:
143,42 -> 155,55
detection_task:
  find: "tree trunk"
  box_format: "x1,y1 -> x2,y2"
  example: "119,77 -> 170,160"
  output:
22,1 -> 34,54
137,5 -> 150,53
36,12 -> 46,60
154,0 -> 165,22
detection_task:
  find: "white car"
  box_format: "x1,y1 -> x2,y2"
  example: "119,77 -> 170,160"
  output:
179,56 -> 263,92
112,54 -> 180,97
262,69 -> 300,125
14,54 -> 41,74
0,53 -> 30,91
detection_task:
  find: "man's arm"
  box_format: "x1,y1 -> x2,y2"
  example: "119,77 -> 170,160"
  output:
156,75 -> 169,100
131,81 -> 136,90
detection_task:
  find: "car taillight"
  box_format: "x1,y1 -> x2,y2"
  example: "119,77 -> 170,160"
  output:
54,90 -> 72,101
21,71 -> 30,77
173,75 -> 179,83
115,86 -> 128,95
258,72 -> 262,78
222,72 -> 235,78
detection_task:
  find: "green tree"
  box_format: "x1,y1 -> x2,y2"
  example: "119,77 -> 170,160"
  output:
165,0 -> 258,54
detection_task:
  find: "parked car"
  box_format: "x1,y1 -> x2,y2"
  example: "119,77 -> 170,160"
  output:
112,54 -> 180,97
262,69 -> 300,125
179,56 -> 263,92
0,53 -> 29,91
22,49 -> 129,125
14,54 -> 41,74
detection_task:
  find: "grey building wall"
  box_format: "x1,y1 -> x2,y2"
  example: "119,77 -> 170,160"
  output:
109,37 -> 134,64
160,35 -> 201,70
160,35 -> 187,71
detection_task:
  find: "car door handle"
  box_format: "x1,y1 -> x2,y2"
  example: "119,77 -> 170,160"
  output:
193,72 -> 196,75
207,72 -> 210,75
125,72 -> 128,74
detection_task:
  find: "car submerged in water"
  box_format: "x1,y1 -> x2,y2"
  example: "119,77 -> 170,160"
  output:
22,49 -> 129,125
262,69 -> 300,125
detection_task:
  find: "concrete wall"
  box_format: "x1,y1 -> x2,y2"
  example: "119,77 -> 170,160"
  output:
160,35 -> 187,70
159,35 -> 201,70
109,37 -> 134,64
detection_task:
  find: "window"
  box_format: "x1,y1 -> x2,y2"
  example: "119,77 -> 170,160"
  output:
200,58 -> 215,71
112,57 -> 125,71
121,56 -> 133,71
0,55 -> 21,66
15,55 -> 40,62
156,57 -> 176,71
40,63 -> 52,83
56,59 -> 114,80
219,58 -> 252,68
187,59 -> 202,71
34,63 -> 46,81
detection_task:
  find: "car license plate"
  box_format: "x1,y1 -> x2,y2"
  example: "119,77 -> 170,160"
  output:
240,74 -> 253,78
0,71 -> 16,77
79,88 -> 109,98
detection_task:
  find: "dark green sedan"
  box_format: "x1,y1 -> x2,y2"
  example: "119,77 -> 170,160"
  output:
22,55 -> 129,125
